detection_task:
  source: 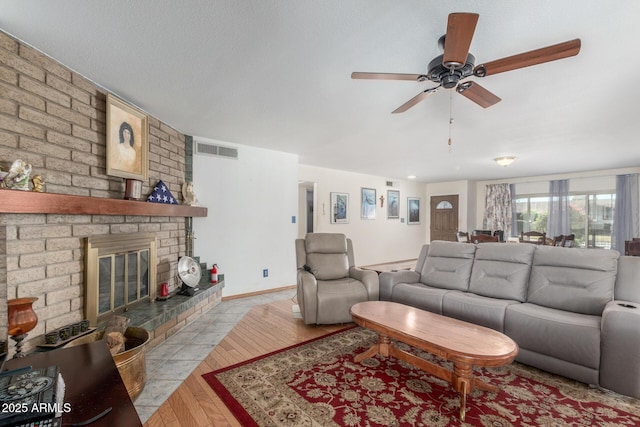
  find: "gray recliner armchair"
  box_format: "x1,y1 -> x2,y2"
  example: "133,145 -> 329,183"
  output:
295,233 -> 379,325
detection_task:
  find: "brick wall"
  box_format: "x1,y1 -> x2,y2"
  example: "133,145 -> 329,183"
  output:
0,30 -> 189,353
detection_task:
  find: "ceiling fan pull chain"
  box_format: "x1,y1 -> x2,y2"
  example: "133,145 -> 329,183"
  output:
448,90 -> 454,151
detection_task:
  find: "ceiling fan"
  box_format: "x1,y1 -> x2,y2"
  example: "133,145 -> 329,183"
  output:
352,13 -> 581,112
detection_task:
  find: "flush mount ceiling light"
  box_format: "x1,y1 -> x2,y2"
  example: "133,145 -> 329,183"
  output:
494,156 -> 516,167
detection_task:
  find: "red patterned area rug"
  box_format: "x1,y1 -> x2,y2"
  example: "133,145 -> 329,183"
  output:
202,327 -> 640,426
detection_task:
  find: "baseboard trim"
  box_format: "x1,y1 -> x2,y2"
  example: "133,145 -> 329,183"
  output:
222,284 -> 296,301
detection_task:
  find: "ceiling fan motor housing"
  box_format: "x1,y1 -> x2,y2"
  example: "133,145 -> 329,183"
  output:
427,53 -> 475,88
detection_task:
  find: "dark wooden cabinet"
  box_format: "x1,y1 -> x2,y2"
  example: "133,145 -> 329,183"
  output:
5,341 -> 142,427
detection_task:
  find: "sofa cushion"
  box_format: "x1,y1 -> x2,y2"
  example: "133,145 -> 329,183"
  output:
527,246 -> 618,315
390,282 -> 449,314
307,253 -> 349,280
305,233 -> 348,253
443,291 -> 520,332
419,241 -> 476,291
505,303 -> 601,369
305,233 -> 349,280
615,256 -> 640,303
469,243 -> 535,302
316,278 -> 368,324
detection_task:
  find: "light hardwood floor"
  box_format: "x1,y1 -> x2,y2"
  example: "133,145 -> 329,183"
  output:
143,298 -> 349,426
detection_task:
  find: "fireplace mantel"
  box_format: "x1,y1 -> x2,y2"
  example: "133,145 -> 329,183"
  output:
0,189 -> 207,217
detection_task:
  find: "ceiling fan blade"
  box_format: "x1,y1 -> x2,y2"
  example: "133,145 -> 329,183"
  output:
351,72 -> 427,81
473,38 -> 581,77
442,13 -> 479,69
456,81 -> 501,108
392,88 -> 438,113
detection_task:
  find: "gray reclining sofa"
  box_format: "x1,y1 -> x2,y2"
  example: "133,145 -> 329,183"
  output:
379,240 -> 640,399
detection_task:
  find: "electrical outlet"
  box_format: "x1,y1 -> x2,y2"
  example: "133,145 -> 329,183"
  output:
263,269 -> 268,277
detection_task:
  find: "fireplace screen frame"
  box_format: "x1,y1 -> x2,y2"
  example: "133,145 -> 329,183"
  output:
85,233 -> 157,325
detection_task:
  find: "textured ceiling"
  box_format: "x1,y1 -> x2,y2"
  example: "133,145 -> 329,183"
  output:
2,1 -> 639,182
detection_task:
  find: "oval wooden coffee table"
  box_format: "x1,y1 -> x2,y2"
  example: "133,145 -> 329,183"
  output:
350,301 -> 518,421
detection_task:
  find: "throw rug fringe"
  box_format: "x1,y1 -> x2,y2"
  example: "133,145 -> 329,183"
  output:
203,327 -> 640,426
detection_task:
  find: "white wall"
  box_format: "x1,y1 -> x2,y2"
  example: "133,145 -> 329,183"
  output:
193,138 -> 299,296
297,181 -> 314,237
298,165 -> 427,265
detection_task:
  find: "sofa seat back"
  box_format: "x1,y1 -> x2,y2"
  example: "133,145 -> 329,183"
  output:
614,256 -> 640,303
304,233 -> 350,280
419,241 -> 476,291
469,243 -> 535,302
527,246 -> 619,315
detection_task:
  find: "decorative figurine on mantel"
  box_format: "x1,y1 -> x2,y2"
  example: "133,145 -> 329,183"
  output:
182,181 -> 198,206
2,159 -> 32,190
32,174 -> 45,192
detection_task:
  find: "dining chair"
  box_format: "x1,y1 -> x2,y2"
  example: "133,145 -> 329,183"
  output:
561,234 -> 576,248
520,231 -> 546,245
626,238 -> 640,256
470,234 -> 499,243
457,231 -> 470,243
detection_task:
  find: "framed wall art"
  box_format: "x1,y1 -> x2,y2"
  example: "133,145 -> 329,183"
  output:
361,187 -> 376,220
106,94 -> 149,181
387,190 -> 399,219
330,192 -> 349,224
407,197 -> 421,225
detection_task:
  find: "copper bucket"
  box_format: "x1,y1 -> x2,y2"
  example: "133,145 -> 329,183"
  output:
65,326 -> 150,401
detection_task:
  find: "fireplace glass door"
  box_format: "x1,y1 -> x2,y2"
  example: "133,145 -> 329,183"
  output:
98,249 -> 150,319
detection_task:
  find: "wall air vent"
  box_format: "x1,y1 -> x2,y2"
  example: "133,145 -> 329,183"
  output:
386,181 -> 394,187
196,142 -> 239,159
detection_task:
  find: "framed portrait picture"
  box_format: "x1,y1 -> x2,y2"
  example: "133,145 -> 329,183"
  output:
387,190 -> 399,219
361,187 -> 376,220
106,94 -> 149,181
407,197 -> 421,225
330,192 -> 349,224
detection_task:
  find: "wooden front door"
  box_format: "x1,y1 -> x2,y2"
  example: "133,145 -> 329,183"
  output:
430,194 -> 459,241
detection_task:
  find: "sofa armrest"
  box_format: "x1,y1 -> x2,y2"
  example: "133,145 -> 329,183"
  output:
297,269 -> 318,325
600,300 -> 640,398
349,267 -> 380,301
379,270 -> 421,301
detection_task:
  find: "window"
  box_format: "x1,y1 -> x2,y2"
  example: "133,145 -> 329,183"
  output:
586,193 -> 615,249
514,192 -> 615,248
515,196 -> 549,235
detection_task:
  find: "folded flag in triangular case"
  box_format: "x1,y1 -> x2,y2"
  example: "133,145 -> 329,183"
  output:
147,180 -> 178,204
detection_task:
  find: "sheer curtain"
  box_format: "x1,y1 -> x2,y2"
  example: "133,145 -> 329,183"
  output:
547,179 -> 569,238
612,173 -> 639,253
483,183 -> 512,236
510,184 -> 517,237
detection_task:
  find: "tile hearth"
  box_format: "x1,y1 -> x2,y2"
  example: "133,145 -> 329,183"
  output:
125,282 -> 224,339
134,288 -> 296,423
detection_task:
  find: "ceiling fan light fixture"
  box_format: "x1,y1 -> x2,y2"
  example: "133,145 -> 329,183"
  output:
494,156 -> 516,167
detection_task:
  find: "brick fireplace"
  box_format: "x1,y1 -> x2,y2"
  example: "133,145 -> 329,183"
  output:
0,29 -> 217,355
1,194 -> 216,358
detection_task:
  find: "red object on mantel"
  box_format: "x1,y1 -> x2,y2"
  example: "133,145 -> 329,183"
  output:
211,264 -> 219,283
160,282 -> 169,298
